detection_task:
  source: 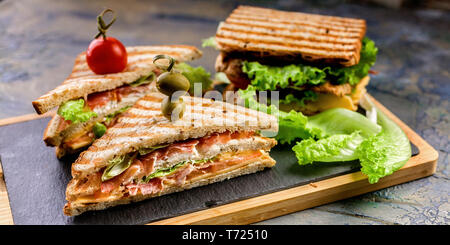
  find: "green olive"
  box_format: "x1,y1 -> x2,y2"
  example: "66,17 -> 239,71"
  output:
156,72 -> 190,96
161,96 -> 186,120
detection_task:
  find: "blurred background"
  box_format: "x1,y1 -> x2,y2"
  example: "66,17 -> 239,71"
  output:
0,0 -> 448,224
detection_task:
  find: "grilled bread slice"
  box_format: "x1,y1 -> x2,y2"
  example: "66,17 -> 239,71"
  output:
278,76 -> 370,115
32,45 -> 202,114
37,45 -> 202,158
215,5 -> 366,66
63,92 -> 278,216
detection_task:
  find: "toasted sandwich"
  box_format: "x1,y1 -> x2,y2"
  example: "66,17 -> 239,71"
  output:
63,92 -> 278,216
32,45 -> 202,158
211,6 -> 378,115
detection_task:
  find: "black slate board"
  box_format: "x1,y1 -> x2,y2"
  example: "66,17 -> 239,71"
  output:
0,117 -> 419,225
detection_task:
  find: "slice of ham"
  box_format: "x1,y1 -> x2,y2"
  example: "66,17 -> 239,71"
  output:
87,82 -> 150,110
82,149 -> 264,202
160,140 -> 199,161
165,164 -> 195,186
101,160 -> 145,194
188,150 -> 263,180
196,131 -> 254,152
126,178 -> 163,196
99,131 -> 257,195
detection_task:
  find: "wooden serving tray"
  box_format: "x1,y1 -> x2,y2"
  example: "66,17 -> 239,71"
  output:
0,95 -> 438,225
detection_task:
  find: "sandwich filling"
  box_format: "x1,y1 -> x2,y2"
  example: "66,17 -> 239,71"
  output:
67,130 -> 276,203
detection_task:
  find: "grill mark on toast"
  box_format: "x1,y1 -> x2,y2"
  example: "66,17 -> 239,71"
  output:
216,5 -> 366,66
224,18 -> 363,39
219,23 -> 360,45
216,37 -> 357,59
71,93 -> 278,175
33,45 -> 201,114
233,6 -> 365,26
217,30 -> 358,51
227,15 -> 365,34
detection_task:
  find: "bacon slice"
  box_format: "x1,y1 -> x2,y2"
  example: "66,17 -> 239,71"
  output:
166,165 -> 195,186
160,140 -> 199,161
196,131 -> 254,151
126,178 -> 163,196
101,160 -> 145,194
190,150 -> 263,178
78,149 -> 264,202
90,131 -> 260,198
87,83 -> 150,110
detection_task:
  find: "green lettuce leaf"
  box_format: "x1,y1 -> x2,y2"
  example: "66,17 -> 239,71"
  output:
201,36 -> 217,49
307,108 -> 381,138
239,84 -> 409,184
138,144 -> 170,156
102,153 -> 137,182
176,63 -> 213,94
238,86 -> 380,144
279,91 -> 318,107
143,162 -> 187,182
324,37 -> 378,85
142,158 -> 215,183
242,61 -> 327,91
357,102 -> 411,184
57,99 -> 97,123
238,86 -> 317,144
241,37 -> 378,89
293,131 -> 364,165
105,105 -> 131,124
129,72 -> 154,87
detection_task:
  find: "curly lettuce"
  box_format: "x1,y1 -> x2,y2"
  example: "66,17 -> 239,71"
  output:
57,99 -> 97,124
292,100 -> 410,183
293,131 -> 365,165
238,86 -> 317,144
324,37 -> 378,85
242,61 -> 327,90
201,36 -> 217,49
176,63 -> 213,94
241,37 -> 378,90
357,98 -> 411,184
239,86 -> 410,184
307,108 -> 381,138
279,91 -> 318,107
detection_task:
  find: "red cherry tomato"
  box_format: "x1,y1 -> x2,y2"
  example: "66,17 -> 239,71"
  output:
86,37 -> 127,75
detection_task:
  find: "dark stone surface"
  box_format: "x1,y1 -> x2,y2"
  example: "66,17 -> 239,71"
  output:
0,0 -> 448,224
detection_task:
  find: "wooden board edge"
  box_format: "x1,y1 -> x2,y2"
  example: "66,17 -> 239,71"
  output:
0,161 -> 13,225
0,94 -> 439,225
149,154 -> 437,225
148,95 -> 439,225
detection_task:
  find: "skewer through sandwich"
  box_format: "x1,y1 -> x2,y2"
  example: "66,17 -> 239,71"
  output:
32,45 -> 202,158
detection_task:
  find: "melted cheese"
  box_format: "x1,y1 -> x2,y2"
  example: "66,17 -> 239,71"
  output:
279,76 -> 370,115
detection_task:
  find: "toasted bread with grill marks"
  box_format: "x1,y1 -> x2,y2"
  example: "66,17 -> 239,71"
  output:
71,92 -> 278,178
215,5 -> 366,66
64,92 -> 278,216
32,45 -> 202,114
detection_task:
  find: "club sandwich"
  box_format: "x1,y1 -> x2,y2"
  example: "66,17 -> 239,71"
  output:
63,91 -> 278,216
